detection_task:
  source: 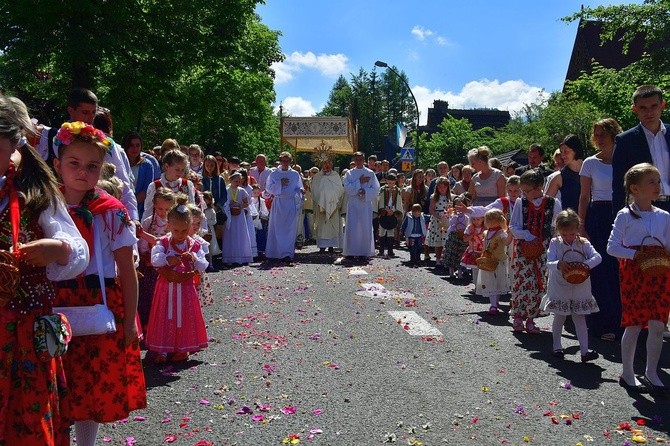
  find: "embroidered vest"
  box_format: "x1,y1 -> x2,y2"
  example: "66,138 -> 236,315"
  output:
0,206 -> 54,314
521,196 -> 555,240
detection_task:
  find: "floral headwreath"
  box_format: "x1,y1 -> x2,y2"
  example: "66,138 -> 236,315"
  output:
53,121 -> 113,154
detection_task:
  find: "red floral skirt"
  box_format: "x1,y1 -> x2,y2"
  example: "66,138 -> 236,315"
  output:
54,284 -> 147,423
619,258 -> 670,326
0,308 -> 69,446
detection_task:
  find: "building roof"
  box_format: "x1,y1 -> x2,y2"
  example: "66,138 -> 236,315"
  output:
564,19 -> 649,85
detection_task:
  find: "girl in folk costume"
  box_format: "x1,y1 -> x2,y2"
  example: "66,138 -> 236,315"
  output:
51,122 -> 146,446
476,209 -> 510,315
137,187 -> 176,333
0,97 -> 88,446
221,172 -> 253,265
541,209 -> 601,362
377,173 -> 403,258
469,176 -> 521,285
509,169 -> 562,334
607,164 -> 670,394
461,206 -> 486,286
443,193 -> 471,278
187,204 -> 214,306
425,176 -> 452,268
147,198 -> 209,364
144,149 -> 199,219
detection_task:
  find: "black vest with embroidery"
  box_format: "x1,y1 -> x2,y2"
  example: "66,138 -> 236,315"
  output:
0,206 -> 55,314
521,196 -> 555,240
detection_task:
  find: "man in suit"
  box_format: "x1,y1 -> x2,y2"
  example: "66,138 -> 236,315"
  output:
612,84 -> 670,213
515,143 -> 552,178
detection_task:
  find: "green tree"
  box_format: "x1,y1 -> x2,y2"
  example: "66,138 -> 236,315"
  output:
317,75 -> 352,117
0,1 -> 282,157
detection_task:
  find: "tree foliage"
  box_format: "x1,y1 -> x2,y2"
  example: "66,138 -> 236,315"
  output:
0,0 -> 282,157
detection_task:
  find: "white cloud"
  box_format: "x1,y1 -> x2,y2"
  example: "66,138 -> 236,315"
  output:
411,25 -> 452,47
411,26 -> 434,41
413,79 -> 549,125
275,96 -> 317,117
272,51 -> 349,84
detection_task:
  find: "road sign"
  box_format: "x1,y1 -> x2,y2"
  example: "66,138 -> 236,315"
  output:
401,161 -> 413,172
400,148 -> 415,161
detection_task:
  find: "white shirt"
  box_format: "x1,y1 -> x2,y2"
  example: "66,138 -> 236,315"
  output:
579,155 -> 613,201
607,204 -> 670,260
642,121 -> 670,195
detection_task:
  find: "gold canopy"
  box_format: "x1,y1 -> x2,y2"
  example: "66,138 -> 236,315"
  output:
280,116 -> 358,154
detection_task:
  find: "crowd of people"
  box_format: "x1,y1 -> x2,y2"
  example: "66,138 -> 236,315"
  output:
1,82 -> 670,445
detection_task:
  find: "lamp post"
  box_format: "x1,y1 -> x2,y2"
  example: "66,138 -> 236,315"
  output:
375,60 -> 420,168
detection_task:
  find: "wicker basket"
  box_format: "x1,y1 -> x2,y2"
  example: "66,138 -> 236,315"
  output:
230,206 -> 242,216
561,249 -> 590,284
636,236 -> 670,277
519,238 -> 544,260
157,267 -> 197,283
0,250 -> 21,307
475,252 -> 499,272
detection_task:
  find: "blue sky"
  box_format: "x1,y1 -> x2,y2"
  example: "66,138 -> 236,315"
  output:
256,0 -> 637,125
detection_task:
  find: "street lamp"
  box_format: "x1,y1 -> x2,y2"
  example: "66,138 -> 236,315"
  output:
375,60 -> 420,166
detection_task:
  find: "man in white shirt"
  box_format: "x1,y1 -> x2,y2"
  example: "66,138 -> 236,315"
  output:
249,154 -> 271,191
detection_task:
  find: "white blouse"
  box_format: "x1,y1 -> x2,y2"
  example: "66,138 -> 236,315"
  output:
82,210 -> 138,277
0,177 -> 88,281
607,205 -> 670,260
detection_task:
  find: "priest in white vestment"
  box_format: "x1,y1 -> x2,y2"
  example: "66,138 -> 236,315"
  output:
265,152 -> 304,261
342,152 -> 380,258
311,158 -> 344,251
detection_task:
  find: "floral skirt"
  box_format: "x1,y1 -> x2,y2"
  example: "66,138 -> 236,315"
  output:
510,241 -> 549,320
0,308 -> 68,446
54,284 -> 147,423
619,258 -> 670,326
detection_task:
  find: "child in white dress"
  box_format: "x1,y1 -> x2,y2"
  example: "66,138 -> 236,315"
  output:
542,209 -> 601,362
476,209 -> 510,315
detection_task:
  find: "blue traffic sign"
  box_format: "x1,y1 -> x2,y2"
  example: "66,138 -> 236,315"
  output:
400,148 -> 415,161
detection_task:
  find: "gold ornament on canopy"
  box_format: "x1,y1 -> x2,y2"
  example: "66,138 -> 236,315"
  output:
311,140 -> 335,165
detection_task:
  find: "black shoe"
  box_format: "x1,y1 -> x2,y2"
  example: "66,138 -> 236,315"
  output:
552,349 -> 565,359
619,376 -> 649,393
639,375 -> 670,396
319,248 -> 326,253
327,247 -> 334,253
388,251 -> 395,257
581,350 -> 599,363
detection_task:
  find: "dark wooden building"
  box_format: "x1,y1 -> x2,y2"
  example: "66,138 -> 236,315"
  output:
564,19 -> 652,87
420,100 -> 511,135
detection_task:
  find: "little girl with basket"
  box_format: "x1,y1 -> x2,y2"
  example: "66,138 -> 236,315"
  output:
607,163 -> 670,394
476,209 -> 510,315
461,206 -> 486,286
541,209 -> 601,362
443,193 -> 471,278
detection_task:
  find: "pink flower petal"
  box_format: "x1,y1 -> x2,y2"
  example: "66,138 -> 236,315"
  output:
133,416 -> 146,421
281,406 -> 297,415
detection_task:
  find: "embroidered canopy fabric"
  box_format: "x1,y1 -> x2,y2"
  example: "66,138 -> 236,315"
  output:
281,116 -> 357,154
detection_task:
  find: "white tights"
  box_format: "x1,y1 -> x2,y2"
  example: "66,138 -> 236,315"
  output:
621,321 -> 665,386
74,420 -> 100,446
552,314 -> 589,355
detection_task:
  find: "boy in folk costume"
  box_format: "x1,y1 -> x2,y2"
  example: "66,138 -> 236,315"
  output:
377,173 -> 404,257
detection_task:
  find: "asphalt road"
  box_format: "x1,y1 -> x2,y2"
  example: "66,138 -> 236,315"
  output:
97,245 -> 670,446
